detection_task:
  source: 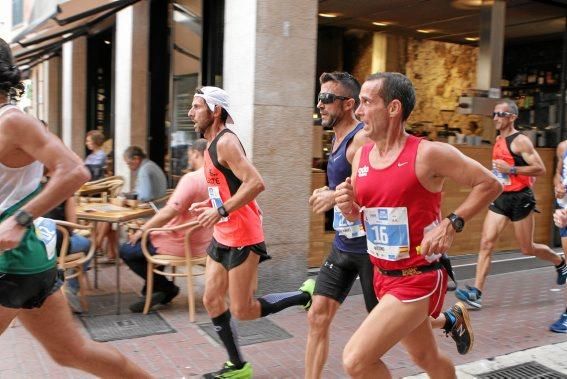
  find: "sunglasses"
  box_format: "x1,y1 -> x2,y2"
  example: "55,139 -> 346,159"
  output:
493,111 -> 515,118
318,92 -> 352,104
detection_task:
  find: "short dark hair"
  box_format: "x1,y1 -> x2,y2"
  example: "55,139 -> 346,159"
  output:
194,88 -> 228,123
189,138 -> 207,155
124,145 -> 147,160
86,130 -> 105,147
366,72 -> 416,121
0,38 -> 24,101
319,71 -> 361,107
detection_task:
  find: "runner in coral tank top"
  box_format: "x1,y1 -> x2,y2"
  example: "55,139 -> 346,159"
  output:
335,72 -> 502,378
188,86 -> 315,379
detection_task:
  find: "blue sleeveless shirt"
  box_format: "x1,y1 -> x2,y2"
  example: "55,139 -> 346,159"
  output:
327,123 -> 367,253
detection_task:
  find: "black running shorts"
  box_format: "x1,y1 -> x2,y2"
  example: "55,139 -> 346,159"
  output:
314,245 -> 378,312
0,267 -> 64,309
489,187 -> 537,222
207,238 -> 271,271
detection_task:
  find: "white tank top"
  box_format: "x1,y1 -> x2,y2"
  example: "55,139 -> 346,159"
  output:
0,105 -> 44,212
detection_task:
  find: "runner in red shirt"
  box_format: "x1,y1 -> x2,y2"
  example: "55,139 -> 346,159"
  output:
456,99 -> 567,309
188,86 -> 315,379
335,72 -> 502,378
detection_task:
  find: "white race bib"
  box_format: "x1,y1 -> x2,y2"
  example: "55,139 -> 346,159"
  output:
33,217 -> 57,260
332,206 -> 365,239
492,162 -> 511,186
363,207 -> 410,261
207,186 -> 228,223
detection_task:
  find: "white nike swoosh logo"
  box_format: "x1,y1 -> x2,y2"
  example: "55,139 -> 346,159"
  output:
333,155 -> 342,162
397,162 -> 408,167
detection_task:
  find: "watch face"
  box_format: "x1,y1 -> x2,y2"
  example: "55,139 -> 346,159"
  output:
16,210 -> 33,227
450,214 -> 464,231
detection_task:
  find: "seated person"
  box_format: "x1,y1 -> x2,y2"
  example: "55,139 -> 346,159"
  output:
97,145 -> 168,263
42,176 -> 91,313
84,130 -> 107,181
119,139 -> 212,312
124,145 -> 167,202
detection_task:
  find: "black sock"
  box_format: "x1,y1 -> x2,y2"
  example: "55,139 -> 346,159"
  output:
556,258 -> 566,269
564,306 -> 567,314
258,291 -> 310,317
211,311 -> 244,369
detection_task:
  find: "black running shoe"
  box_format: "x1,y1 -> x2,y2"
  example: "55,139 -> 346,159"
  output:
445,302 -> 474,355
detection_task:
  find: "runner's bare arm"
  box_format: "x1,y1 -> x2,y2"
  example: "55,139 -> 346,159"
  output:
508,134 -> 546,177
216,132 -> 265,213
0,111 -> 90,219
418,142 -> 502,256
554,140 -> 567,198
336,146 -> 363,222
345,130 -> 368,164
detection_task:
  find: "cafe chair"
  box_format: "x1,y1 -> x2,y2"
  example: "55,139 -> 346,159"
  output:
78,175 -> 125,199
55,220 -> 97,311
140,221 -> 207,322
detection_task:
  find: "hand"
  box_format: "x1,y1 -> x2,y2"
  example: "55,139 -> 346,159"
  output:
0,216 -> 27,253
189,199 -> 211,216
419,219 -> 455,258
128,230 -> 143,245
309,186 -> 335,214
555,184 -> 566,199
554,209 -> 567,228
493,159 -> 511,174
335,178 -> 355,215
197,207 -> 222,228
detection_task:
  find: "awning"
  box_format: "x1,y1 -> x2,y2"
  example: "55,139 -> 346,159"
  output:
11,0 -> 141,69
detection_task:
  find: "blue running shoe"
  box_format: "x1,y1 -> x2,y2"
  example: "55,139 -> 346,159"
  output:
455,285 -> 482,309
550,313 -> 567,333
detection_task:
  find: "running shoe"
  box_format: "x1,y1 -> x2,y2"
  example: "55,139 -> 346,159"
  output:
550,313 -> 567,333
444,302 -> 474,355
299,278 -> 316,310
455,285 -> 482,309
556,261 -> 567,285
202,361 -> 253,379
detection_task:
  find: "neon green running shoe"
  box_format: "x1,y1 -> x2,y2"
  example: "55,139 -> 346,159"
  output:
299,278 -> 316,310
202,361 -> 253,379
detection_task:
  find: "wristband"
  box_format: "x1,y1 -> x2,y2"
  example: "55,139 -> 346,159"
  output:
509,166 -> 517,175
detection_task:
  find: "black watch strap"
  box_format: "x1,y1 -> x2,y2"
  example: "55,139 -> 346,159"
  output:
446,212 -> 464,233
217,205 -> 229,218
14,209 -> 34,227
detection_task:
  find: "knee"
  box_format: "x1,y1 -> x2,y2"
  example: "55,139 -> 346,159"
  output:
342,346 -> 369,378
307,306 -> 333,334
479,239 -> 495,255
229,302 -> 254,320
408,349 -> 438,371
48,343 -> 87,368
202,291 -> 224,315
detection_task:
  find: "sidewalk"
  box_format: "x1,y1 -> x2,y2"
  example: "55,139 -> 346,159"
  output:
1,261 -> 566,378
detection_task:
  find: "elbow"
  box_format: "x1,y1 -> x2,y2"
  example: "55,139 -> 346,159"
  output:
73,165 -> 91,186
255,178 -> 266,194
537,166 -> 546,177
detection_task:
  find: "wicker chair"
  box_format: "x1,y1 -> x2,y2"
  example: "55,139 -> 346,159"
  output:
140,220 -> 207,322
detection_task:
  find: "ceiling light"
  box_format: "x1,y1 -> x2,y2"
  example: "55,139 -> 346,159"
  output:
372,22 -> 389,26
318,13 -> 339,18
451,0 -> 491,9
465,37 -> 479,41
417,29 -> 433,34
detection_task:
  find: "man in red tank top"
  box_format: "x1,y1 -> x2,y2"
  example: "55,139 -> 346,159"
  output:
456,100 -> 567,309
188,86 -> 315,379
335,72 -> 502,378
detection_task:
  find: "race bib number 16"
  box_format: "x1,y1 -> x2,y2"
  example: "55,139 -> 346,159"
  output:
363,207 -> 410,261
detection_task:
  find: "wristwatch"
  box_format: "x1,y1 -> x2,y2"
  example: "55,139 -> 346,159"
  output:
446,212 -> 464,233
14,209 -> 33,227
217,205 -> 229,218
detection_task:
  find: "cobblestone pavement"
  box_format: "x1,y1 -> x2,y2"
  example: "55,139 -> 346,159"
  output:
1,260 -> 566,378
